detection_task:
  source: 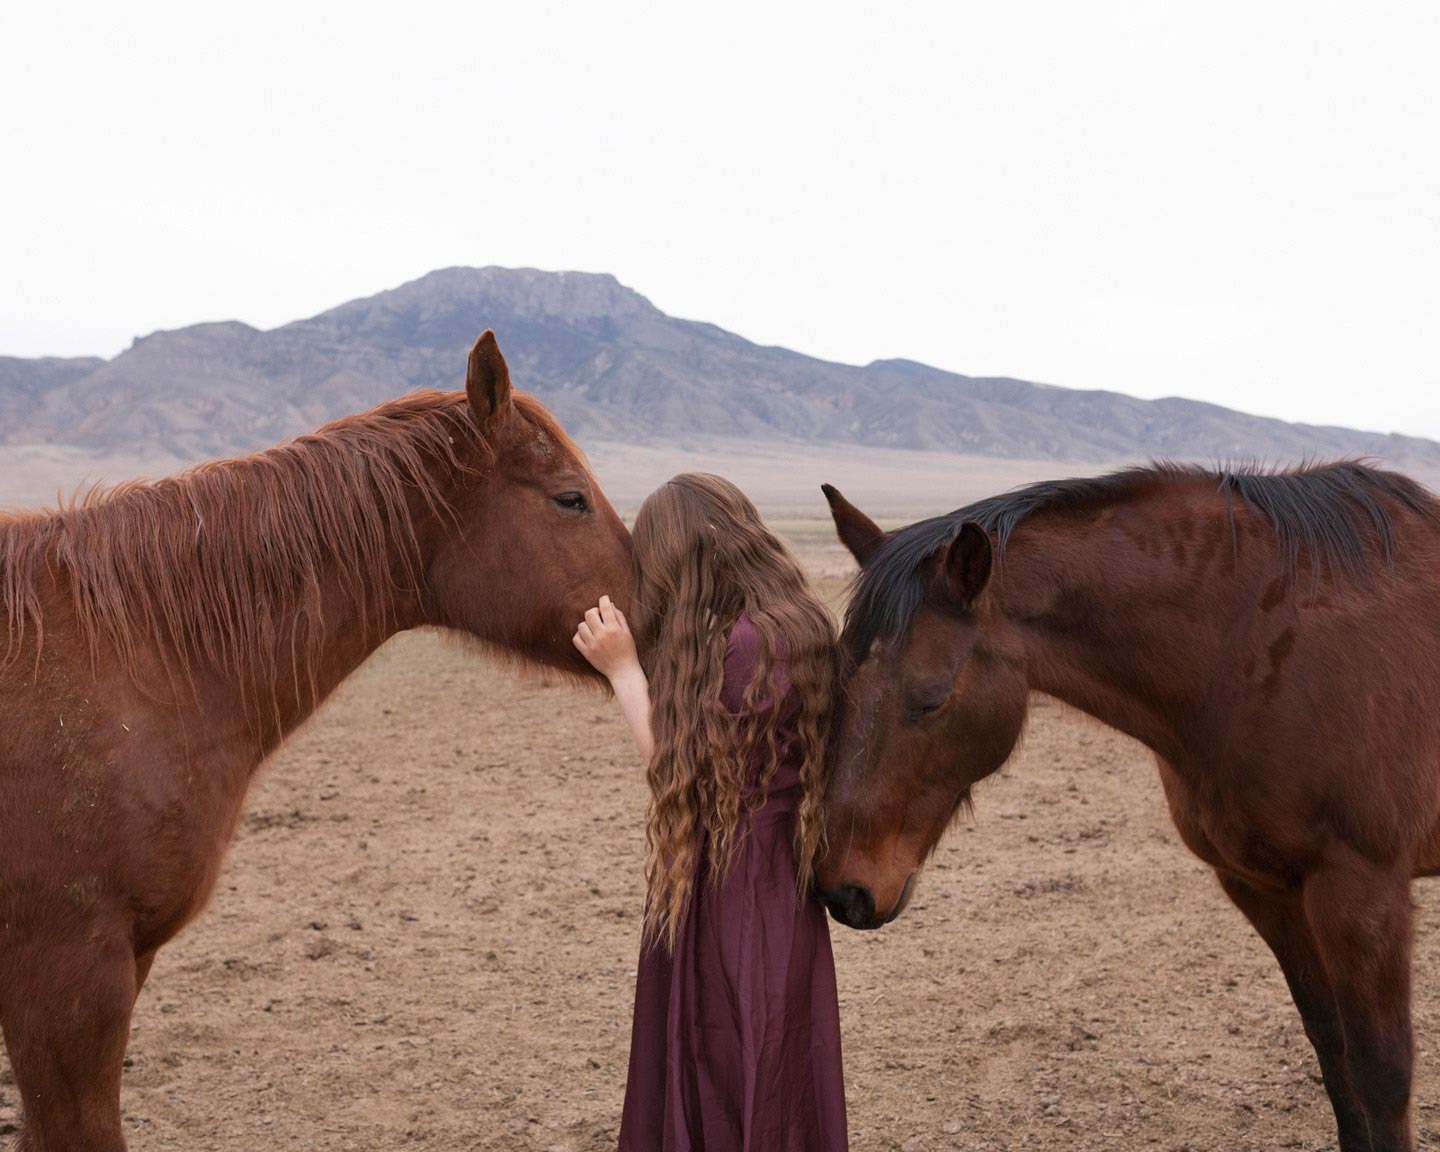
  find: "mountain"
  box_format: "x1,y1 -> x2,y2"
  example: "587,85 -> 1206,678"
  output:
2,266 -> 1437,473
0,354 -> 105,438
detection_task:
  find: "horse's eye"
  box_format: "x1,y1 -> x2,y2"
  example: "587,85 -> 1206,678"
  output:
552,491 -> 589,514
909,697 -> 948,721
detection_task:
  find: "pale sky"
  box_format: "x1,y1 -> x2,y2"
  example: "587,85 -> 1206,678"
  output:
2,1 -> 1436,438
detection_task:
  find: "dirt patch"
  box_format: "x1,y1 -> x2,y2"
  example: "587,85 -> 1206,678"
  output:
4,546 -> 1440,1151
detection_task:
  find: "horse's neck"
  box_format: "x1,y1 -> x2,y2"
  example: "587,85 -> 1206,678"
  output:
252,571 -> 422,748
187,489 -> 437,756
994,495 -> 1248,762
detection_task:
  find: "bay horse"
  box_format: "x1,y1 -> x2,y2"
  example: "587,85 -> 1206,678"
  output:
0,331 -> 632,1151
816,462 -> 1440,1152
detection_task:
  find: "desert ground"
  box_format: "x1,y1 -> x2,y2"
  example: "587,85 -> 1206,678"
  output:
6,447 -> 1440,1151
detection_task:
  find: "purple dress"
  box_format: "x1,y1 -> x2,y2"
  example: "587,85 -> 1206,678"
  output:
619,614 -> 848,1151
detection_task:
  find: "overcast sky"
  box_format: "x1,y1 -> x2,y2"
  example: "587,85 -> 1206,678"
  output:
2,1 -> 1436,438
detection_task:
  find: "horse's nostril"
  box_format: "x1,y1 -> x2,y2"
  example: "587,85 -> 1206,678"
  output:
824,884 -> 877,930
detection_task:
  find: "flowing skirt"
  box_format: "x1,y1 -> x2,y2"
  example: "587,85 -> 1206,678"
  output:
618,807 -> 848,1151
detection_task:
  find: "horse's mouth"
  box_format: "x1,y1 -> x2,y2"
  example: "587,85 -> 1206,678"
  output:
882,872 -> 917,925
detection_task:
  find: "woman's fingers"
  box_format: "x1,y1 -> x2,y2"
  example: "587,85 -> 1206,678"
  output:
578,600 -> 632,657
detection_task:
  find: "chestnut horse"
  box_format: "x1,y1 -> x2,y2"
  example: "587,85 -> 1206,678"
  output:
817,462 -> 1440,1152
0,332 -> 631,1151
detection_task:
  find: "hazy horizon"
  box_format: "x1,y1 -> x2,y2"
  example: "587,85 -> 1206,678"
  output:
5,262 -> 1438,448
3,2 -> 1436,439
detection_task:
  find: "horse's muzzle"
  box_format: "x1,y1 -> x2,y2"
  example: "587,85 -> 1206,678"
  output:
823,884 -> 878,929
823,873 -> 915,930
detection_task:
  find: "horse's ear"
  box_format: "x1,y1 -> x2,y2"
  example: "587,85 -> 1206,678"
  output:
466,330 -> 513,425
822,483 -> 886,565
941,521 -> 992,606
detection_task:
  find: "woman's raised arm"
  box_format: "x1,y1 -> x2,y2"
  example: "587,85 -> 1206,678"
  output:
573,594 -> 654,761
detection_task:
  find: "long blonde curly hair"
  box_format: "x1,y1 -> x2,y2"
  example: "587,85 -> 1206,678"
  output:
630,473 -> 839,952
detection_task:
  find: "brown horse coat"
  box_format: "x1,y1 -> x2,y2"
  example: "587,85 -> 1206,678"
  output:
0,333 -> 632,1151
819,462 -> 1440,1152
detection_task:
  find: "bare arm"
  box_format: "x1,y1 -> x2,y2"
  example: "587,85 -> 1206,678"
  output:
573,595 -> 654,761
606,664 -> 654,762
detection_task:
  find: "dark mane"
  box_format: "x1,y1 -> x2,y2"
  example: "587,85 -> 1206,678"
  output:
0,390 -> 541,723
844,460 -> 1440,656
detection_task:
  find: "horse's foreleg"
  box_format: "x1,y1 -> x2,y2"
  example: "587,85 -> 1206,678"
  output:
1217,872 -> 1369,1150
134,948 -> 158,997
1303,851 -> 1416,1152
0,931 -> 138,1152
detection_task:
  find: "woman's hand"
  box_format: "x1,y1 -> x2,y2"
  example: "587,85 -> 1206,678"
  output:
573,595 -> 640,682
574,595 -> 653,761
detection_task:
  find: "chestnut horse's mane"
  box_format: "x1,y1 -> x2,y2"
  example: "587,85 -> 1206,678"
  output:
845,460 -> 1440,656
0,390 -> 568,723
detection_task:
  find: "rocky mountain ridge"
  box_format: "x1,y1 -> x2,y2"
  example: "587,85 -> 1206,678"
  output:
2,266 -> 1435,473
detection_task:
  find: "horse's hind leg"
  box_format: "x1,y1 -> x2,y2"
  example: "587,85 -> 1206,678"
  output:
1218,873 -> 1369,1150
0,932 -> 138,1152
1302,851 -> 1416,1152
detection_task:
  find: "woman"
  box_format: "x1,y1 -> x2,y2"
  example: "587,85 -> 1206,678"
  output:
573,473 -> 848,1151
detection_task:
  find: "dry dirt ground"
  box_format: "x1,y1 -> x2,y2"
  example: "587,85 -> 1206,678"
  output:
6,535 -> 1440,1151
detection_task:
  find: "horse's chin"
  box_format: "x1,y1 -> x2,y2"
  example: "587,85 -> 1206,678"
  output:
881,872 -> 918,924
